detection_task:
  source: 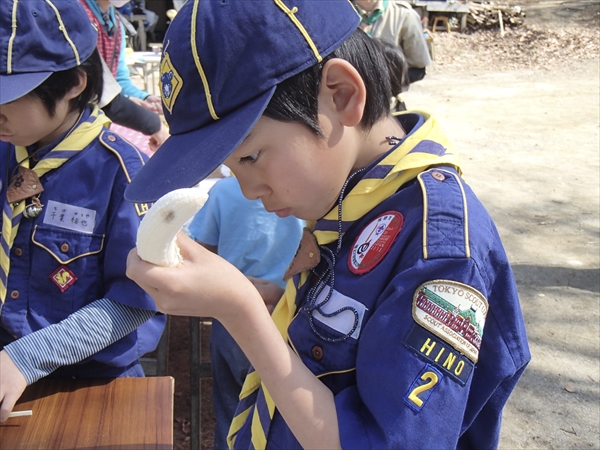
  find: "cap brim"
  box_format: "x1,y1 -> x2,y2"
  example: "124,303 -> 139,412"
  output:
0,72 -> 52,104
125,87 -> 276,203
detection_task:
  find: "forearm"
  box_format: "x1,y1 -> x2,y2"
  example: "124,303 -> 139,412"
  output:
102,93 -> 162,135
3,298 -> 155,384
223,300 -> 341,450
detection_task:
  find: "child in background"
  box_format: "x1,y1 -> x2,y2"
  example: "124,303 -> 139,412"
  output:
0,0 -> 164,423
125,1 -> 530,448
188,174 -> 304,450
80,0 -> 169,151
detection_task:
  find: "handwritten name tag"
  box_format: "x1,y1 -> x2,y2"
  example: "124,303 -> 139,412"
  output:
43,200 -> 96,234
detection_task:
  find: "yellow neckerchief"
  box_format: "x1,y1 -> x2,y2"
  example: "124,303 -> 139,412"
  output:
227,112 -> 462,449
0,106 -> 110,302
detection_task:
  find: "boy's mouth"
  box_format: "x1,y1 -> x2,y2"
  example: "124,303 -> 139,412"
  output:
273,208 -> 291,218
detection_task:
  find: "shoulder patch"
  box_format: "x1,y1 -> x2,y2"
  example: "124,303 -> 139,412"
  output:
417,168 -> 470,260
348,211 -> 403,275
404,324 -> 474,386
412,280 -> 488,363
404,364 -> 443,412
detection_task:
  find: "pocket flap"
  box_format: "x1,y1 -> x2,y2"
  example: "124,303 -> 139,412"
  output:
32,225 -> 105,264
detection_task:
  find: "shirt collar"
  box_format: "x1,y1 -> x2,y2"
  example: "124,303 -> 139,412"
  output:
355,0 -> 388,25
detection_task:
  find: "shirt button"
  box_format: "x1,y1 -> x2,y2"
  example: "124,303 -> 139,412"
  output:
311,345 -> 324,361
431,171 -> 446,181
10,290 -> 19,299
107,134 -> 117,142
60,243 -> 69,253
14,248 -> 22,256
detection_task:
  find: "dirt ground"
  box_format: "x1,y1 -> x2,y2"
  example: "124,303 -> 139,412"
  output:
165,2 -> 600,449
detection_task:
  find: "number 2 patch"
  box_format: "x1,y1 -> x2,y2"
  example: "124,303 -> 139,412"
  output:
404,364 -> 443,412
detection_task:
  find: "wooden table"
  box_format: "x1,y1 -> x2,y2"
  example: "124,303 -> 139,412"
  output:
0,376 -> 174,450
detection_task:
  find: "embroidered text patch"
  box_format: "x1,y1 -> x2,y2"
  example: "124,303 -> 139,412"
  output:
412,280 -> 488,363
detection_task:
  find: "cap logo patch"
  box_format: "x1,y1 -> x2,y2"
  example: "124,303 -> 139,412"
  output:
412,280 -> 488,363
50,265 -> 77,293
348,211 -> 403,275
160,51 -> 183,113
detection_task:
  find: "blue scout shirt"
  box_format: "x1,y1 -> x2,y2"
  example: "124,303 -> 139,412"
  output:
0,107 -> 164,373
232,113 -> 530,449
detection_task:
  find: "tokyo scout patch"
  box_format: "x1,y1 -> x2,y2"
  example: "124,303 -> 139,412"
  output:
348,211 -> 403,275
412,280 -> 488,363
50,265 -> 78,293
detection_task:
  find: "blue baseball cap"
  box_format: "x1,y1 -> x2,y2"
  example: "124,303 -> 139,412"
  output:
125,0 -> 360,203
0,0 -> 97,105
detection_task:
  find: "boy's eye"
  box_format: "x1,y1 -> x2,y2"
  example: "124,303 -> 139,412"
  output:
239,151 -> 260,165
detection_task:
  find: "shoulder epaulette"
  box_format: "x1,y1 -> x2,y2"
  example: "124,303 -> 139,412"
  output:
417,167 -> 470,260
99,130 -> 151,216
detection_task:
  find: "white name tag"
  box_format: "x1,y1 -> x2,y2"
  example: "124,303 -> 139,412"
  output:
312,285 -> 367,340
43,200 -> 96,234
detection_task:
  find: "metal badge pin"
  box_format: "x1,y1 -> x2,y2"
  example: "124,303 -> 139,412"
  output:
23,196 -> 44,219
385,135 -> 402,146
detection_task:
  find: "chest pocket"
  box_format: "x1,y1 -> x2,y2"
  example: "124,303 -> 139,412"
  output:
29,225 -> 105,320
32,225 -> 104,264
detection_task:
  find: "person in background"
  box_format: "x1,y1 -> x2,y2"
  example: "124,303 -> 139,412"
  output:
187,173 -> 304,450
125,1 -> 530,448
116,1 -> 159,44
373,38 -> 410,112
353,0 -> 432,84
0,0 -> 165,422
80,0 -> 169,151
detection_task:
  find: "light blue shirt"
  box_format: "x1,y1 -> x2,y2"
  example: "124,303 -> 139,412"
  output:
188,177 -> 304,288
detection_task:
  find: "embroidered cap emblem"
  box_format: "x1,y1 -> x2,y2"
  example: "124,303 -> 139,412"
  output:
50,265 -> 78,293
412,280 -> 488,363
160,51 -> 183,113
349,211 -> 403,275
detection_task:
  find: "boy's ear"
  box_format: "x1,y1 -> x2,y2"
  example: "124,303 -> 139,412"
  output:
318,58 -> 366,128
65,71 -> 88,101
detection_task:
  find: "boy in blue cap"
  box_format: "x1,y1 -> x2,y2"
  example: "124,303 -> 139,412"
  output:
125,1 -> 530,448
0,0 -> 164,422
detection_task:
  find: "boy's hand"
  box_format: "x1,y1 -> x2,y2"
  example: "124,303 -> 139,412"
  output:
247,277 -> 285,314
129,95 -> 163,114
148,122 -> 170,153
126,232 -> 264,322
0,350 -> 27,423
143,95 -> 163,114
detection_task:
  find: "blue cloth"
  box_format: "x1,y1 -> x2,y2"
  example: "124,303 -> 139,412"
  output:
231,113 -> 530,449
188,176 -> 304,449
115,26 -> 149,100
188,177 -> 304,288
0,106 -> 165,376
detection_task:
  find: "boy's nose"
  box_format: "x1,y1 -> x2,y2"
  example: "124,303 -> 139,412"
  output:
237,178 -> 270,202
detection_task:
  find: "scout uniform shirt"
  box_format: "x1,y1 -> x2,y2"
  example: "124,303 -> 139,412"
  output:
229,112 -> 530,449
0,106 -> 164,375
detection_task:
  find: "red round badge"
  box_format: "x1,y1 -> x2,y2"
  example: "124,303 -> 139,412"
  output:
348,211 -> 404,275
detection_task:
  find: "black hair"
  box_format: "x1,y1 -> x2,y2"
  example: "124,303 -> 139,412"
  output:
372,38 -> 409,96
263,28 -> 392,136
31,49 -> 104,116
